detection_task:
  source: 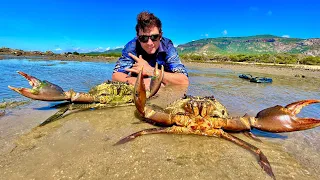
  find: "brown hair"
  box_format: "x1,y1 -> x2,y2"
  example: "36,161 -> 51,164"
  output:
135,11 -> 162,35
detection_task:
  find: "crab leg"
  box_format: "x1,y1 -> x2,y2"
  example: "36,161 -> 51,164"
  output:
115,127 -> 168,145
115,126 -> 275,180
38,106 -> 70,126
8,71 -> 74,101
220,131 -> 275,180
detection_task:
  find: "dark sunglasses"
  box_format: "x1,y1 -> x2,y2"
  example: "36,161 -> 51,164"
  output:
138,34 -> 160,43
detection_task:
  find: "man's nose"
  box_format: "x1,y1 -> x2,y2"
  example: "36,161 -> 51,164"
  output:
147,38 -> 153,44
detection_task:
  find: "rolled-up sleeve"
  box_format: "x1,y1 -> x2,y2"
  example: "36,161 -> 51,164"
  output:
113,40 -> 136,74
165,42 -> 188,77
113,54 -> 134,74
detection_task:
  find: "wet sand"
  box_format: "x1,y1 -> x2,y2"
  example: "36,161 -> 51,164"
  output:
0,62 -> 319,180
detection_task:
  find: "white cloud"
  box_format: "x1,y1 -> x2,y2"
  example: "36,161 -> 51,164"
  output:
267,10 -> 272,16
114,46 -> 124,49
282,35 -> 290,38
222,30 -> 228,36
55,48 -> 62,51
105,47 -> 110,51
91,47 -> 105,52
201,33 -> 209,37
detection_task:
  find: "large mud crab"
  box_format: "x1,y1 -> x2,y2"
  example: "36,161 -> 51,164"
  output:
116,68 -> 320,180
8,64 -> 164,126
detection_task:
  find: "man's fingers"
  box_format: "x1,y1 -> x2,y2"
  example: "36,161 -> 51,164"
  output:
128,53 -> 140,62
132,63 -> 138,67
125,68 -> 139,74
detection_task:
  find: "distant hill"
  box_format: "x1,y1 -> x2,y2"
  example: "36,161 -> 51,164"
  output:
85,48 -> 123,55
176,35 -> 320,56
93,35 -> 319,57
2,35 -> 319,65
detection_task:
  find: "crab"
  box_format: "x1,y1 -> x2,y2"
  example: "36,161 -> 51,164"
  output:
116,68 -> 320,180
8,63 -> 164,126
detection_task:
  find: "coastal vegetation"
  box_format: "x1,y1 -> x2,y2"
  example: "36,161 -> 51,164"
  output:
180,53 -> 320,65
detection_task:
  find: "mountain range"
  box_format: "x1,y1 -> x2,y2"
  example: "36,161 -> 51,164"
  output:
97,35 -> 320,57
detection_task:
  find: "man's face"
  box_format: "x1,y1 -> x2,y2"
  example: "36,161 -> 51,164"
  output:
138,26 -> 161,55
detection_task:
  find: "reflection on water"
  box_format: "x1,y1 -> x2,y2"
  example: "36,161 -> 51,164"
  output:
1,58 -> 319,179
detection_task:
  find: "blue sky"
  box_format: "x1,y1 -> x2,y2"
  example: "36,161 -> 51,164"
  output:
0,0 -> 319,53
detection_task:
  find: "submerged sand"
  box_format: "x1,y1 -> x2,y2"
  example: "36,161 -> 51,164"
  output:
0,62 -> 319,180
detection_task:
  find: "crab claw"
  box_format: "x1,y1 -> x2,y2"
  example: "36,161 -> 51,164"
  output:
134,64 -> 164,116
148,63 -> 164,98
251,100 -> 320,132
8,71 -> 70,101
134,67 -> 147,115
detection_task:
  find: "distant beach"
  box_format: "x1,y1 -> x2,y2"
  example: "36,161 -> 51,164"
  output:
185,61 -> 320,79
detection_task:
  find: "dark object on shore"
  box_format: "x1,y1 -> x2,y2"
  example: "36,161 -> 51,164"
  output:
294,74 -> 306,78
0,110 -> 5,117
239,74 -> 272,83
239,74 -> 253,80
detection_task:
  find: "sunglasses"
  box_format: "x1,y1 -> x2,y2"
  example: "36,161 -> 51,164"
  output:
138,34 -> 160,43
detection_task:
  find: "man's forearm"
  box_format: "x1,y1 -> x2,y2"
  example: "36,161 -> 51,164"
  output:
112,71 -> 188,86
162,72 -> 189,85
112,72 -> 136,84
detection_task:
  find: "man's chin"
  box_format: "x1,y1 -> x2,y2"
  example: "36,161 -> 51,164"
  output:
146,49 -> 156,54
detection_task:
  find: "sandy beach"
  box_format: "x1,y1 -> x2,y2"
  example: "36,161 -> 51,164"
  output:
0,59 -> 319,180
185,61 -> 320,79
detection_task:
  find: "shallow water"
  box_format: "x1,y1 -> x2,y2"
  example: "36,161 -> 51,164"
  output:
1,59 -> 114,100
0,58 -> 319,180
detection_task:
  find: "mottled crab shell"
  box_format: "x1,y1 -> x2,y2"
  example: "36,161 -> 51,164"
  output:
88,81 -> 134,105
164,95 -> 229,118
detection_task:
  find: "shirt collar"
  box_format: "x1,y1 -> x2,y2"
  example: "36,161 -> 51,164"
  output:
158,39 -> 166,53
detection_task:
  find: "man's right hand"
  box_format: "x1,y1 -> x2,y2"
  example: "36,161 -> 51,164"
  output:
125,53 -> 155,77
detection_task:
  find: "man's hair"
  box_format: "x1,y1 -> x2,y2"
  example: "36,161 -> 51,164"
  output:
135,11 -> 162,35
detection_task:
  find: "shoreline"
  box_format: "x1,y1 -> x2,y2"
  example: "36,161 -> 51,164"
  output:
2,54 -> 320,79
0,54 -> 118,63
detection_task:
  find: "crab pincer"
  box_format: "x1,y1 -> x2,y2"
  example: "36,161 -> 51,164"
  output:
251,99 -> 320,132
8,71 -> 69,101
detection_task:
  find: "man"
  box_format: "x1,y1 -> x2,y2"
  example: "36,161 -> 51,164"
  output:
112,11 -> 189,88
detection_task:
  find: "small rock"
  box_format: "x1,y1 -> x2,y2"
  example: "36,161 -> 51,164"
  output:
0,110 -> 5,116
294,74 -> 305,78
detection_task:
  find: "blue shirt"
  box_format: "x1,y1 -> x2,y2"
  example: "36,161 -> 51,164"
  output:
113,37 -> 188,76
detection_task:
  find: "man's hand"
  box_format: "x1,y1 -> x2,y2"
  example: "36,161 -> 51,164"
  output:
125,53 -> 155,76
